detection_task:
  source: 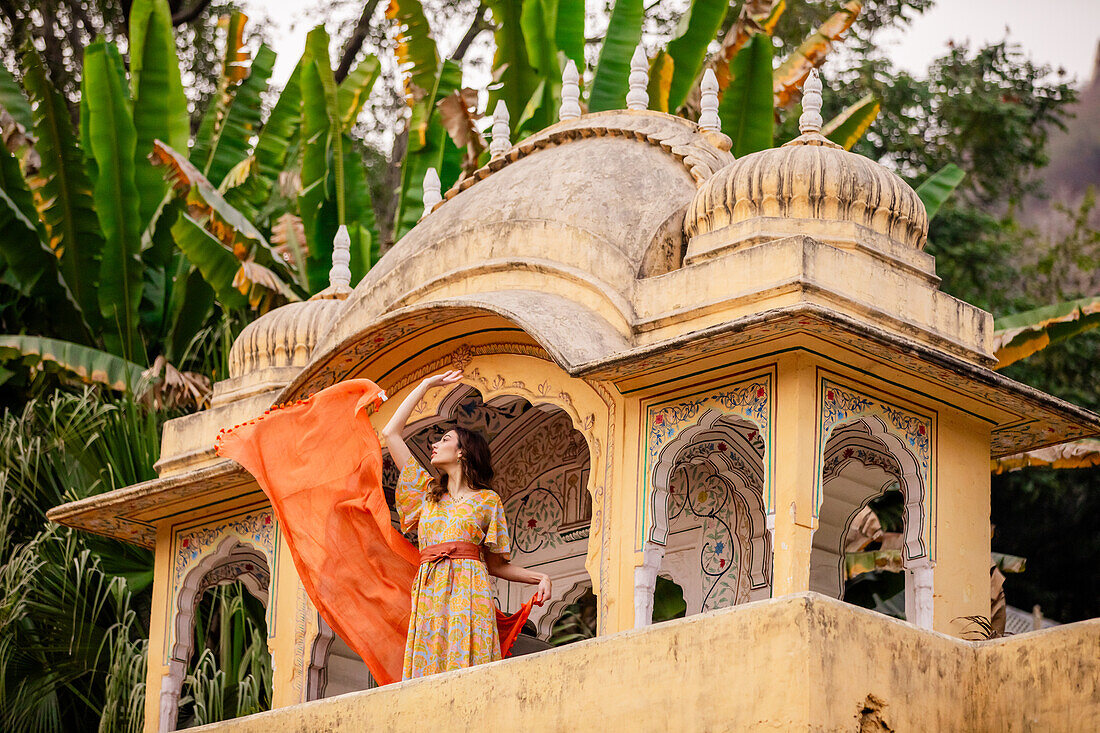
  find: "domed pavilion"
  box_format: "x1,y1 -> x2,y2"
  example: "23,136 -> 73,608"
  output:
49,67 -> 1100,731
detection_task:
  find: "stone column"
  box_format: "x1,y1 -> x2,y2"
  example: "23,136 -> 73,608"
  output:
770,352 -> 819,596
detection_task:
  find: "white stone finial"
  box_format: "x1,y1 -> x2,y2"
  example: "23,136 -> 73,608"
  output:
560,59 -> 582,120
489,100 -> 511,158
421,167 -> 441,217
626,45 -> 649,110
799,68 -> 824,134
698,68 -> 720,132
329,224 -> 351,290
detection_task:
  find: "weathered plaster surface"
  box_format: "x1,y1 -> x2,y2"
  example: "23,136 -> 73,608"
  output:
187,593 -> 1100,733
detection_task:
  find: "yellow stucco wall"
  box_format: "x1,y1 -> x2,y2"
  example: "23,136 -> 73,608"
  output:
187,593 -> 1100,733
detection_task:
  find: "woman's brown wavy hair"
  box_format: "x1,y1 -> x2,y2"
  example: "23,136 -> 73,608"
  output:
427,426 -> 495,502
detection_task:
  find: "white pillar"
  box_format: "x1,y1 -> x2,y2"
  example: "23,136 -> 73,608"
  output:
904,557 -> 935,629
560,59 -> 582,120
626,45 -> 649,111
633,541 -> 666,628
489,101 -> 511,158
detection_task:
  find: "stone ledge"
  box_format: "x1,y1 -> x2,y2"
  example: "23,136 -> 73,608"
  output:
191,592 -> 1099,733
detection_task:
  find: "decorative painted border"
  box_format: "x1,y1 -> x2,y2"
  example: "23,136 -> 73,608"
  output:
816,375 -> 936,561
642,369 -> 775,544
165,508 -> 278,664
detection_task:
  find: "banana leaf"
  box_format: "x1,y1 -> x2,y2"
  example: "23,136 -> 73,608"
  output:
665,0 -> 730,113
170,212 -> 248,310
554,0 -> 585,71
0,61 -> 32,130
992,296 -> 1100,369
299,26 -> 347,292
150,141 -> 295,286
338,55 -> 382,129
0,143 -> 68,302
387,0 -> 441,106
83,40 -> 144,362
589,0 -> 644,112
711,0 -> 785,91
204,44 -> 276,187
20,48 -> 103,326
720,34 -> 774,158
0,334 -> 144,391
823,93 -> 880,150
773,1 -> 860,110
647,50 -> 674,114
129,0 -> 190,230
485,0 -> 539,133
164,257 -> 215,364
915,163 -> 965,221
992,439 -> 1100,473
394,60 -> 463,242
236,57 -> 305,218
190,11 -> 250,165
520,0 -> 563,132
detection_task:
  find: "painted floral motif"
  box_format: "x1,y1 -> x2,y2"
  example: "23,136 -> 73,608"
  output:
507,487 -> 565,553
172,510 -> 276,589
669,459 -> 753,611
648,376 -> 771,461
822,444 -> 901,482
820,380 -> 931,478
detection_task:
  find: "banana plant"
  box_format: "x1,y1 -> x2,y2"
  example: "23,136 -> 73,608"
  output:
0,1 -> 194,390
393,0 -> 880,235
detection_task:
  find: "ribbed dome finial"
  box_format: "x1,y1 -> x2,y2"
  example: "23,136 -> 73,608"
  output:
799,68 -> 823,135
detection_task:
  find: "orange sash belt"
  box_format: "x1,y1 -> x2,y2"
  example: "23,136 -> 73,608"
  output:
419,541 -> 482,564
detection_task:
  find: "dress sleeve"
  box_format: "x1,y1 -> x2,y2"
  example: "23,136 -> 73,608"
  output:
395,456 -> 432,533
482,492 -> 512,560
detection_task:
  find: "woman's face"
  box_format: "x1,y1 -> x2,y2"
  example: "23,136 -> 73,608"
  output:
430,430 -> 462,468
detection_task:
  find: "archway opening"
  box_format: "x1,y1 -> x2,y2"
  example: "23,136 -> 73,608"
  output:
312,383 -> 594,688
812,418 -> 927,624
174,568 -> 271,727
646,411 -> 770,622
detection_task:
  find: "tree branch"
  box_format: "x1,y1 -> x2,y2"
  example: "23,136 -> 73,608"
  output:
335,0 -> 382,84
450,4 -> 489,63
171,0 -> 214,26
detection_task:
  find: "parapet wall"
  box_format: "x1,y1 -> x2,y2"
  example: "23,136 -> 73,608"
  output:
193,593 -> 1099,732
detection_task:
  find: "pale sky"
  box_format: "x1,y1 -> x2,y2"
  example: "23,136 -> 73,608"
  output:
242,0 -> 1100,89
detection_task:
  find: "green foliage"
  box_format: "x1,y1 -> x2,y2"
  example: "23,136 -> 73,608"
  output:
83,40 -> 144,362
720,34 -> 774,157
915,163 -> 966,221
665,0 -> 730,113
589,0 -> 644,112
0,389 -> 162,732
176,585 -> 272,727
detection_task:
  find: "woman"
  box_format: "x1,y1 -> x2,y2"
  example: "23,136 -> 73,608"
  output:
382,370 -> 552,679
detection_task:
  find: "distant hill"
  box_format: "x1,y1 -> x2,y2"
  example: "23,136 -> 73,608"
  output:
1042,42 -> 1100,201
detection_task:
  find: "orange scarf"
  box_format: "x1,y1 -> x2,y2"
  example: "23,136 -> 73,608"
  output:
215,379 -> 537,685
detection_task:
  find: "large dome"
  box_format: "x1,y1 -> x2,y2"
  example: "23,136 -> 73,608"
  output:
314,111 -> 734,357
684,72 -> 928,268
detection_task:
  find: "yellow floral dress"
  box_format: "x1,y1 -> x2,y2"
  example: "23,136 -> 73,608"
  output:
396,457 -> 512,679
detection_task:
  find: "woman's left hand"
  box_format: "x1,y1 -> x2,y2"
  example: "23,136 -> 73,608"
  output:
534,574 -> 552,605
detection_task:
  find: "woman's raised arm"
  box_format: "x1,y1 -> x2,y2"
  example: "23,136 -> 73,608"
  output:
381,370 -> 464,467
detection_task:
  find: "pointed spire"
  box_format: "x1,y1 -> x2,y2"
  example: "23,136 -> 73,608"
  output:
798,68 -> 823,135
329,225 -> 351,290
421,167 -> 441,217
698,68 -> 720,132
560,59 -> 582,120
489,101 -> 511,158
626,45 -> 649,110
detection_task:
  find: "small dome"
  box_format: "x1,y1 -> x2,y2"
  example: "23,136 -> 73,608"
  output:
228,297 -> 344,379
685,72 -> 927,261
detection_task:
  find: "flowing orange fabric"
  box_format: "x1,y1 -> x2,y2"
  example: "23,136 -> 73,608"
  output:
214,378 -> 536,684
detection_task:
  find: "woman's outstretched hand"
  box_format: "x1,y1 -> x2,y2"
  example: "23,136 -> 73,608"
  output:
422,370 -> 464,389
534,574 -> 552,605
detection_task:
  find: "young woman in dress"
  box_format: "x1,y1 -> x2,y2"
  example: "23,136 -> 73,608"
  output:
382,370 -> 552,679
